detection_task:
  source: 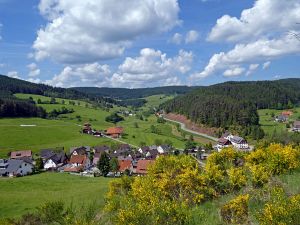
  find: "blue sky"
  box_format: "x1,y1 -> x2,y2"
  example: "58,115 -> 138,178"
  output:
0,0 -> 299,88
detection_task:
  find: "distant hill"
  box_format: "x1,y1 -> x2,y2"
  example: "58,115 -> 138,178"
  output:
72,86 -> 198,99
162,78 -> 300,139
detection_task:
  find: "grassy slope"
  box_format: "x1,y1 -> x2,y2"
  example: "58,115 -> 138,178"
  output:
0,173 -> 112,218
258,107 -> 300,135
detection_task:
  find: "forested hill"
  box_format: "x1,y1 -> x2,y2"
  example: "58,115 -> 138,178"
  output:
72,86 -> 198,99
162,79 -> 300,138
0,75 -> 88,99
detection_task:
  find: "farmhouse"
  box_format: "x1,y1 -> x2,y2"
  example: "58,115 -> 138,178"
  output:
157,145 -> 171,154
275,115 -> 288,123
70,146 -> 90,156
293,121 -> 300,132
82,122 -> 92,134
215,138 -> 232,152
94,145 -> 110,154
0,159 -> 33,177
282,111 -> 293,117
105,127 -> 124,138
64,155 -> 90,172
10,150 -> 32,160
135,160 -> 155,175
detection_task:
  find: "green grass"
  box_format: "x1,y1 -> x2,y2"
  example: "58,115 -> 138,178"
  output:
0,173 -> 112,218
141,94 -> 174,111
258,107 -> 300,135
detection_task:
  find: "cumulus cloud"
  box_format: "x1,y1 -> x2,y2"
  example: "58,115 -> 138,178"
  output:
246,64 -> 259,76
208,0 -> 300,42
110,48 -> 193,88
27,63 -> 40,77
7,71 -> 20,79
33,0 -> 180,64
223,66 -> 245,77
170,33 -> 183,45
46,63 -> 111,87
263,61 -> 271,70
185,30 -> 199,43
192,0 -> 300,80
192,35 -> 300,79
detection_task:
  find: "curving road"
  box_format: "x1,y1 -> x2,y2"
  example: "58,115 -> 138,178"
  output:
163,117 -> 219,142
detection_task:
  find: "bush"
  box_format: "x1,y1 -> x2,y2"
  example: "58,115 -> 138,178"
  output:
220,194 -> 249,224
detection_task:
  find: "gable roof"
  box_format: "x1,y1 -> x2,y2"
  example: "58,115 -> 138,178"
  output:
40,149 -> 55,159
94,145 -> 110,153
136,160 -> 155,174
69,155 -> 87,164
106,127 -> 124,135
10,150 -> 32,159
218,138 -> 231,145
118,160 -> 132,172
230,136 -> 246,144
70,146 -> 89,155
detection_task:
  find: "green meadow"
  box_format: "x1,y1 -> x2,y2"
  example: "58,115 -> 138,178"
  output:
0,173 -> 112,218
258,107 -> 300,135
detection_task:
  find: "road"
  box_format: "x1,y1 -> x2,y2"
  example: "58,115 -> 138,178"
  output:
163,117 -> 219,142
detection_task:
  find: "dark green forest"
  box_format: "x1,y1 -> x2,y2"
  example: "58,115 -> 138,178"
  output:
162,79 -> 300,139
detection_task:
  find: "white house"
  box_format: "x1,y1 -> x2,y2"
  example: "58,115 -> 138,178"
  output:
226,135 -> 249,149
1,159 -> 34,177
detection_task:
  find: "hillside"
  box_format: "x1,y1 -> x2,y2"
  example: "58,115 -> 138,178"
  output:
163,79 -> 300,139
72,86 -> 197,99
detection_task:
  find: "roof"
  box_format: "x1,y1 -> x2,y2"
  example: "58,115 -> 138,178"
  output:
294,121 -> 300,128
94,145 -> 110,153
106,127 -> 124,135
64,167 -> 82,172
230,136 -> 246,144
69,155 -> 87,164
118,160 -> 132,172
218,138 -> 231,145
282,111 -> 293,116
136,160 -> 155,174
10,150 -> 32,159
40,149 -> 55,159
47,151 -> 67,164
70,146 -> 88,155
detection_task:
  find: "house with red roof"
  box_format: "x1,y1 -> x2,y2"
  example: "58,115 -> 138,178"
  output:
10,150 -> 32,159
135,159 -> 155,175
118,159 -> 133,174
105,127 -> 124,138
64,155 -> 90,172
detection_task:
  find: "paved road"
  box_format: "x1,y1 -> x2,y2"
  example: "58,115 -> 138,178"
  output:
164,117 -> 219,142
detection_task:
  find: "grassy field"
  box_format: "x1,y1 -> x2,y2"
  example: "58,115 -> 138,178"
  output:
141,94 -> 174,111
0,173 -> 112,218
258,107 -> 300,135
0,94 -> 188,157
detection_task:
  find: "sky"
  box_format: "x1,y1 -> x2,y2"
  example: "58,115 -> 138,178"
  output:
0,0 -> 299,88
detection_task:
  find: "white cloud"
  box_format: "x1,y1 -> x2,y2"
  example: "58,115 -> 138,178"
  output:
208,0 -> 300,43
110,48 -> 193,88
263,61 -> 271,70
192,35 -> 300,79
34,0 -> 180,64
170,33 -> 182,45
7,71 -> 20,79
27,78 -> 41,84
27,63 -> 40,77
46,63 -> 111,87
246,63 -> 259,76
185,30 -> 199,43
223,66 -> 245,77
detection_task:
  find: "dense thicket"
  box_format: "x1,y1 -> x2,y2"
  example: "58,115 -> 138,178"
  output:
163,79 -> 300,134
72,86 -> 197,99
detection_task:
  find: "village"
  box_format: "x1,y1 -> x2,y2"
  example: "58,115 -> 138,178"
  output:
0,117 -> 279,178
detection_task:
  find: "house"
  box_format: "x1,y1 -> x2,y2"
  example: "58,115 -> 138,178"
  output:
0,159 -> 33,177
215,138 -> 232,152
138,146 -> 150,154
227,135 -> 249,149
145,149 -> 159,159
282,111 -> 293,117
118,160 -> 133,174
92,152 -> 105,166
82,123 -> 93,134
135,160 -> 155,175
70,146 -> 90,156
43,151 -> 68,170
64,155 -> 90,172
293,121 -> 300,132
157,145 -> 171,154
105,127 -> 124,138
94,145 -> 110,154
275,115 -> 288,123
10,150 -> 32,160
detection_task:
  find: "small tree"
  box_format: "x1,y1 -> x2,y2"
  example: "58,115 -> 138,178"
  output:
50,97 -> 56,104
37,98 -> 42,104
134,122 -> 139,128
97,152 -> 110,177
35,157 -> 44,172
110,158 -> 119,177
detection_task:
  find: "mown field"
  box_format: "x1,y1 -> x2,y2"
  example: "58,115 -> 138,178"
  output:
0,173 -> 112,219
258,107 -> 300,135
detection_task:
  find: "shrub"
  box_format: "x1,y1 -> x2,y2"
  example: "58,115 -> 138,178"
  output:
220,194 -> 250,225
